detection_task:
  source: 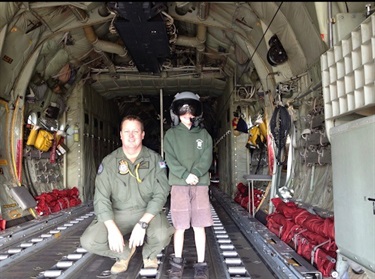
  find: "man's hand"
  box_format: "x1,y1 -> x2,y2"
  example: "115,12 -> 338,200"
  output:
186,173 -> 199,185
107,226 -> 125,253
129,223 -> 146,248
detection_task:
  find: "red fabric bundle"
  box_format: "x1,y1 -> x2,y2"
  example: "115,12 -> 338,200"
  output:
35,187 -> 82,216
266,212 -> 300,242
314,248 -> 337,277
267,198 -> 337,276
296,237 -> 314,261
0,219 -> 6,231
234,191 -> 245,204
266,213 -> 284,237
322,217 -> 335,240
241,196 -> 249,209
237,182 -> 247,194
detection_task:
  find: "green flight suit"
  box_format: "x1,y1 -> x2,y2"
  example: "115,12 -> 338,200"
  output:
80,146 -> 174,260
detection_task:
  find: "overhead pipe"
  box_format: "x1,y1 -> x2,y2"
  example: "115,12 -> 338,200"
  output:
83,25 -> 127,57
83,25 -> 129,77
69,6 -> 89,23
328,2 -> 334,48
197,2 -> 210,21
175,24 -> 207,71
173,3 -> 209,71
69,5 -> 127,77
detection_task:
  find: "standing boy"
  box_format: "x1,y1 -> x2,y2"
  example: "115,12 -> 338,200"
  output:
164,92 -> 213,279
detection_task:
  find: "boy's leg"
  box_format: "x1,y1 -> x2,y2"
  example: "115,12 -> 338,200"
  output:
190,186 -> 213,279
168,186 -> 191,278
192,227 -> 206,262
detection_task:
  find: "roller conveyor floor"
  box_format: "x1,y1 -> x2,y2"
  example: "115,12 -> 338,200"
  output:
0,186 -> 320,279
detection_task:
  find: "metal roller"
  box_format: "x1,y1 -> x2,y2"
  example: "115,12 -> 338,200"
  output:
224,258 -> 242,265
222,251 -> 238,257
76,247 -> 87,253
218,239 -> 231,243
0,254 -> 9,260
139,268 -> 158,277
56,260 -> 74,268
213,226 -> 224,230
66,253 -> 83,260
57,226 -> 67,230
228,266 -> 247,275
20,242 -> 33,248
216,234 -> 229,239
220,244 -> 234,250
63,223 -> 73,227
43,270 -> 63,277
8,248 -> 22,254
31,238 -> 43,242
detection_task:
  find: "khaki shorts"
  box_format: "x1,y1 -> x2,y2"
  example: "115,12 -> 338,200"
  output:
170,185 -> 213,230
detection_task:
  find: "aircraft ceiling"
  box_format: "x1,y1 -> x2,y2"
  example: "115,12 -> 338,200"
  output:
0,2 -> 372,119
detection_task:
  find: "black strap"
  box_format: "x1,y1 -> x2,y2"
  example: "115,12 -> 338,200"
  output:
270,105 -> 291,164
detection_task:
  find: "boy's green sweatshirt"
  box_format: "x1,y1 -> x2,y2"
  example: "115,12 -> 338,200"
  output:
163,123 -> 213,186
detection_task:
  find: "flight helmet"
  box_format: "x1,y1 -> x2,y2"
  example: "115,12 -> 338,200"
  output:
170,91 -> 203,127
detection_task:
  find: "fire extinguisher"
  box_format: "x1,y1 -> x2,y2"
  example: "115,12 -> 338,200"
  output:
73,123 -> 80,142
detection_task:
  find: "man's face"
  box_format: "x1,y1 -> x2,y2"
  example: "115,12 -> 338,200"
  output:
120,120 -> 145,149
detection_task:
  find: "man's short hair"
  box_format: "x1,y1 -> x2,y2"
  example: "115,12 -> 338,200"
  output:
120,115 -> 144,131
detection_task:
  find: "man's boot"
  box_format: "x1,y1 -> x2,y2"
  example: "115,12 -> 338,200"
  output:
110,246 -> 136,274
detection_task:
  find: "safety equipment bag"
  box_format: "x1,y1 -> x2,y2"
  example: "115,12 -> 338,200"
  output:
34,130 -> 54,152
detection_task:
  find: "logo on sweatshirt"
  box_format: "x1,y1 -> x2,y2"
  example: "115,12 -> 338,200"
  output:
196,139 -> 203,149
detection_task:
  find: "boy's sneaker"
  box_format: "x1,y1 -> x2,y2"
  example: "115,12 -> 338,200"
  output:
110,246 -> 136,274
168,255 -> 184,279
193,262 -> 208,279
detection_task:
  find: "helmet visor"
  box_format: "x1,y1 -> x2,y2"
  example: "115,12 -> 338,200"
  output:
173,99 -> 202,116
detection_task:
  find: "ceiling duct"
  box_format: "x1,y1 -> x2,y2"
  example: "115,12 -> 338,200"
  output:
108,2 -> 170,73
175,24 -> 207,68
197,2 -> 210,21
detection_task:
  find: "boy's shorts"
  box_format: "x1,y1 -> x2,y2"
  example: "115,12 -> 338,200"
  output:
170,185 -> 213,230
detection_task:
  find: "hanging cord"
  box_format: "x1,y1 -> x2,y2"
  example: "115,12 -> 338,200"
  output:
217,2 -> 284,120
128,162 -> 142,183
270,96 -> 291,165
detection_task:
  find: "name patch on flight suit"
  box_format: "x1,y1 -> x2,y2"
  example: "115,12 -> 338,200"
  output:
118,160 -> 129,175
139,161 -> 149,169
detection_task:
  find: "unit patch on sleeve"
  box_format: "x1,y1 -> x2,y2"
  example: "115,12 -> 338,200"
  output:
159,161 -> 167,168
97,163 -> 104,175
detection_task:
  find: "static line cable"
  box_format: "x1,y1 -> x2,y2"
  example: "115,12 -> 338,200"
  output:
218,2 -> 284,119
237,2 -> 284,83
